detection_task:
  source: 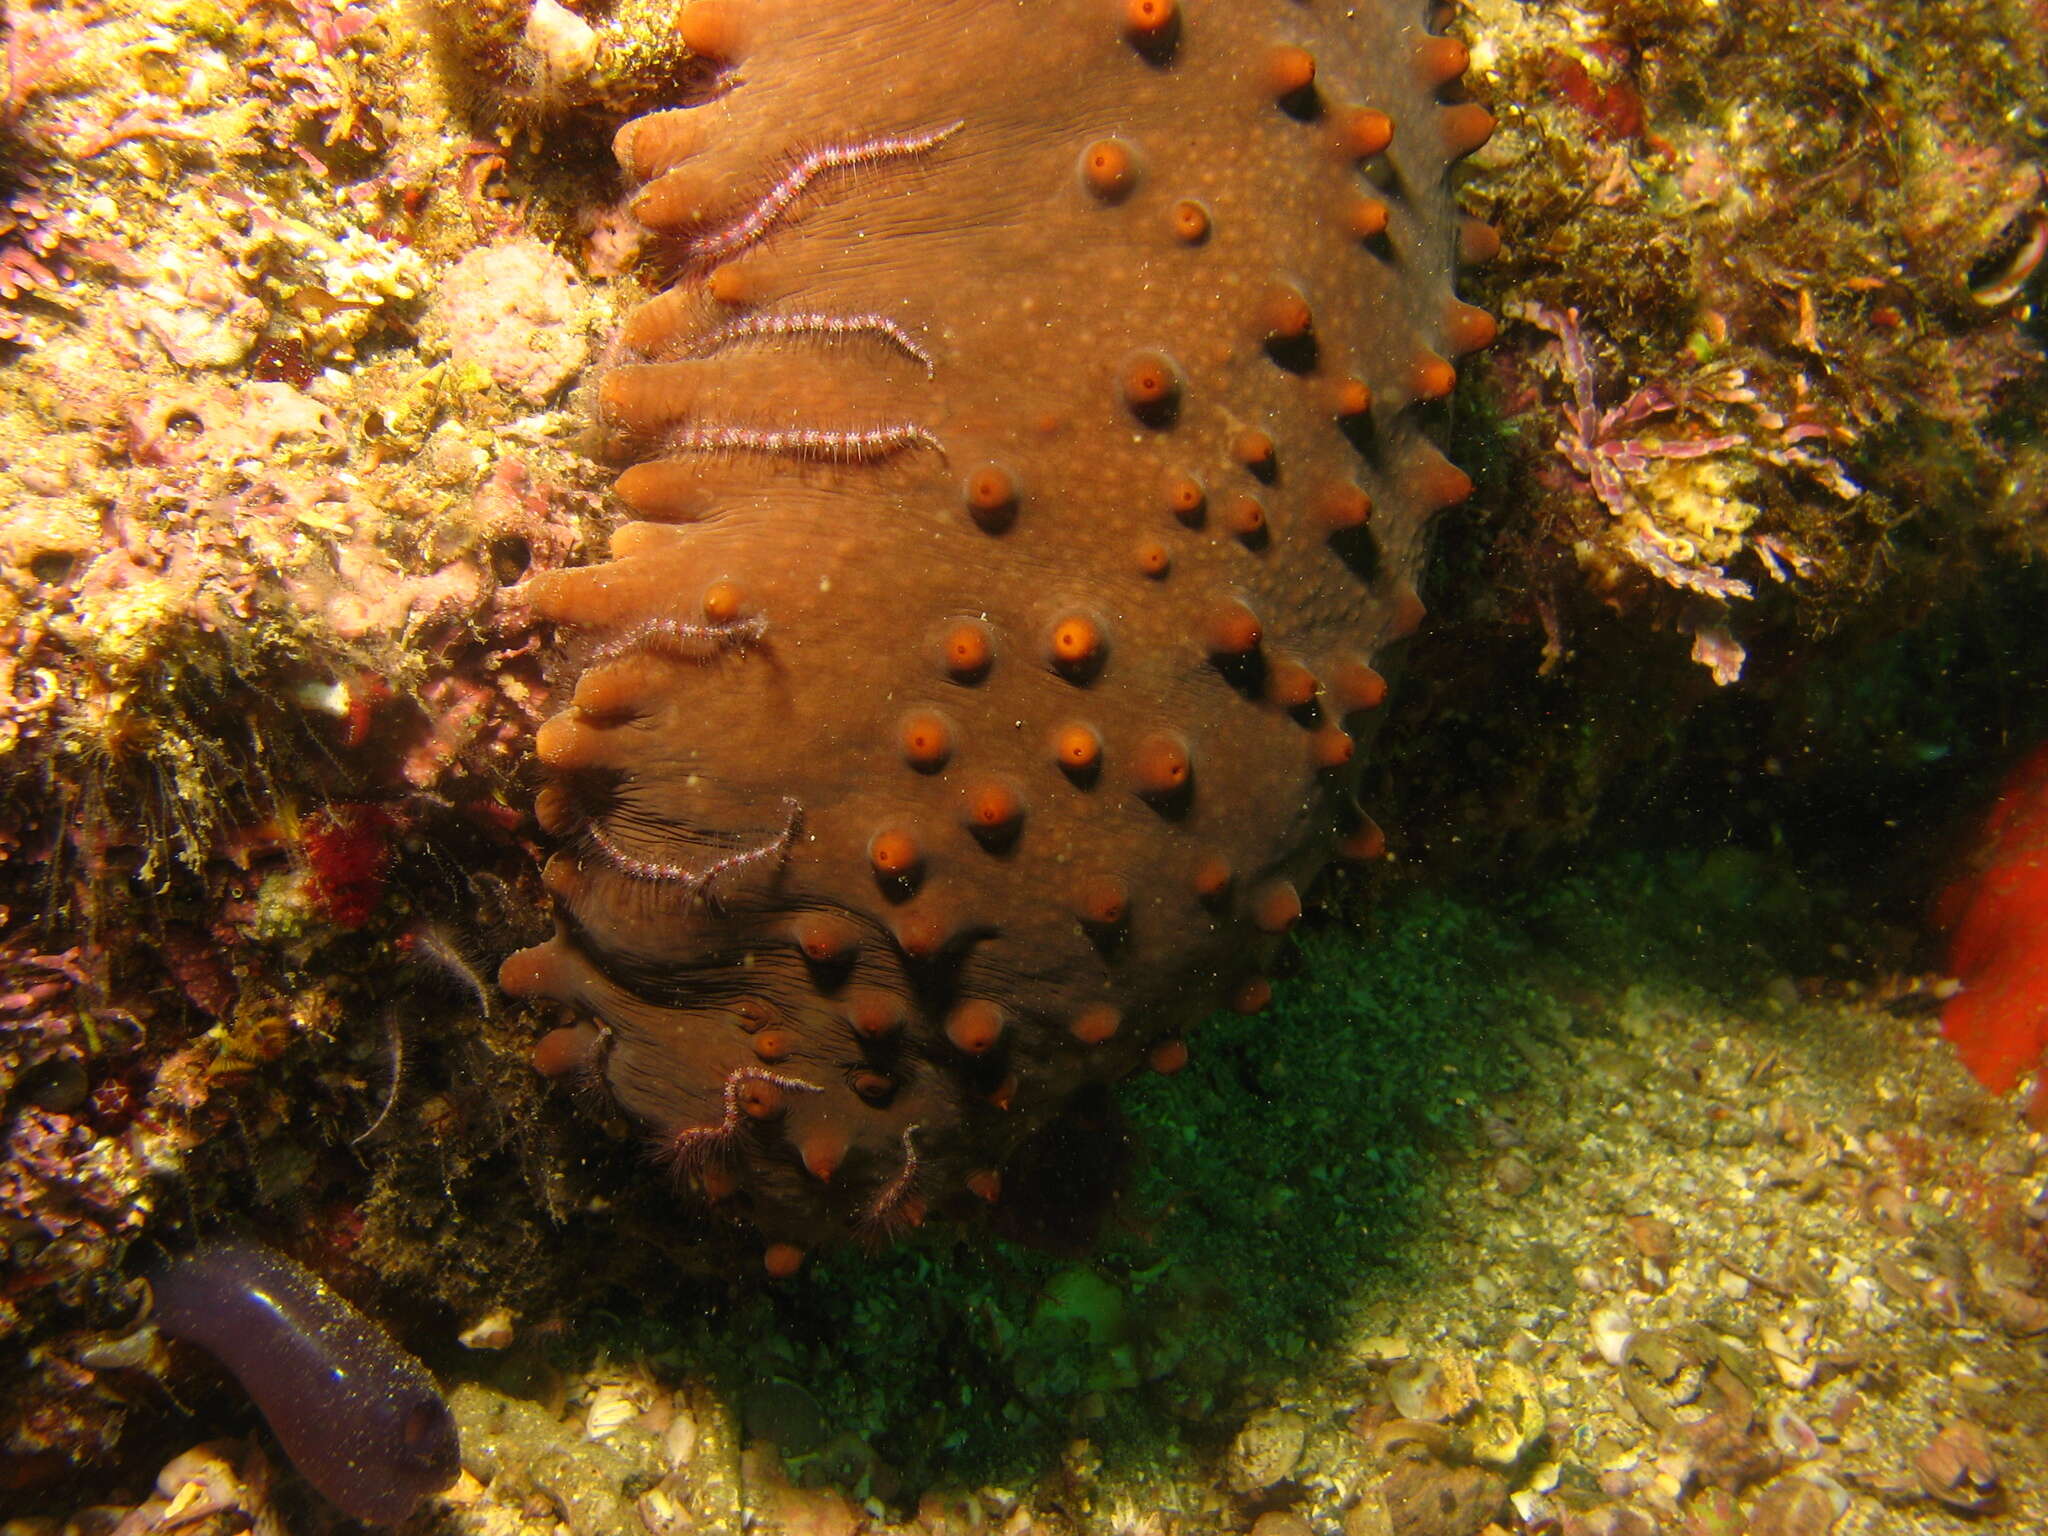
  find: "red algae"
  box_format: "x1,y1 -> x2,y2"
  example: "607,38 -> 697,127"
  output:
1938,745 -> 2048,1120
302,803 -> 396,930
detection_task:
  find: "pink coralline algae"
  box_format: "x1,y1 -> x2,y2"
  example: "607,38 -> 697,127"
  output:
423,237 -> 593,404
1510,303 -> 1856,684
0,180 -> 88,343
0,4 -> 101,347
1,4 -> 83,129
0,935 -> 155,1365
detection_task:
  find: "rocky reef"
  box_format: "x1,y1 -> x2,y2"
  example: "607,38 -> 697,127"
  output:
0,0 -> 2044,1529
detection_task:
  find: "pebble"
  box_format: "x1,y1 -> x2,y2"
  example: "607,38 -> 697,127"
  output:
1226,1407 -> 1308,1494
1623,1215 -> 1676,1263
1387,1354 -> 1478,1423
1986,1283 -> 2048,1335
1361,1460 -> 1506,1536
1492,1153 -> 1537,1195
1745,1474 -> 1848,1536
1352,1335 -> 1412,1363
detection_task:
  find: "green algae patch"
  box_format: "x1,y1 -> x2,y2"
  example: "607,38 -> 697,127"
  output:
608,891 -> 1538,1492
1117,896 -> 1537,1389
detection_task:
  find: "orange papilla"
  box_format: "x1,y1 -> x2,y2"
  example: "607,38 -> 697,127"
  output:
702,580 -> 745,623
947,1000 -> 1005,1054
893,910 -> 948,958
1225,495 -> 1267,538
1191,854 -> 1233,900
675,1 -> 745,62
1133,731 -> 1191,794
1268,658 -> 1317,709
801,1131 -> 846,1182
1441,103 -> 1496,156
1334,107 -> 1394,158
738,1078 -> 785,1118
1049,615 -> 1104,673
1260,283 -> 1313,341
1318,482 -> 1373,531
700,1163 -> 738,1199
1330,377 -> 1373,420
847,992 -> 904,1038
1232,429 -> 1276,471
1312,726 -> 1355,769
1346,196 -> 1390,239
1338,817 -> 1387,862
967,780 -> 1023,830
1459,217 -> 1504,265
964,465 -> 1018,531
1416,34 -> 1469,87
1124,0 -> 1176,36
533,781 -> 576,835
869,828 -> 922,879
900,709 -> 952,768
1082,138 -> 1136,198
1939,744 -> 2048,1113
1053,721 -> 1102,770
1149,1038 -> 1190,1075
1409,349 -> 1457,401
1075,874 -> 1129,926
942,622 -> 993,679
1170,199 -> 1210,243
1265,45 -> 1315,97
1071,1003 -> 1121,1043
966,465 -> 1015,509
1252,880 -> 1302,934
1445,300 -> 1499,356
1123,353 -> 1179,408
1206,599 -> 1262,655
532,1024 -> 597,1080
797,916 -> 856,963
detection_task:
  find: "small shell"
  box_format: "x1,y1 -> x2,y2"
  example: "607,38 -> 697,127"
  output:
1467,1361 -> 1546,1470
1368,1417 -> 1452,1463
457,1308 -> 516,1350
1388,1354 -> 1478,1422
1226,1408 -> 1308,1494
1590,1305 -> 1635,1367
585,1383 -> 644,1441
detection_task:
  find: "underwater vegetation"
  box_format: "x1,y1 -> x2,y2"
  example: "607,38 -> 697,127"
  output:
1457,0 -> 2048,680
663,898 -> 1531,1488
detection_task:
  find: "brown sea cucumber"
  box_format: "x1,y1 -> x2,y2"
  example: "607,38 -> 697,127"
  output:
501,0 -> 1496,1269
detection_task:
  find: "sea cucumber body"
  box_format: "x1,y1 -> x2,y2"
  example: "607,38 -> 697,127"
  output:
152,1237 -> 460,1523
502,0 -> 1490,1258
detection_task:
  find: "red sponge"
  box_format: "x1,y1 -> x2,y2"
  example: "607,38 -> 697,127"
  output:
1938,744 -> 2048,1119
